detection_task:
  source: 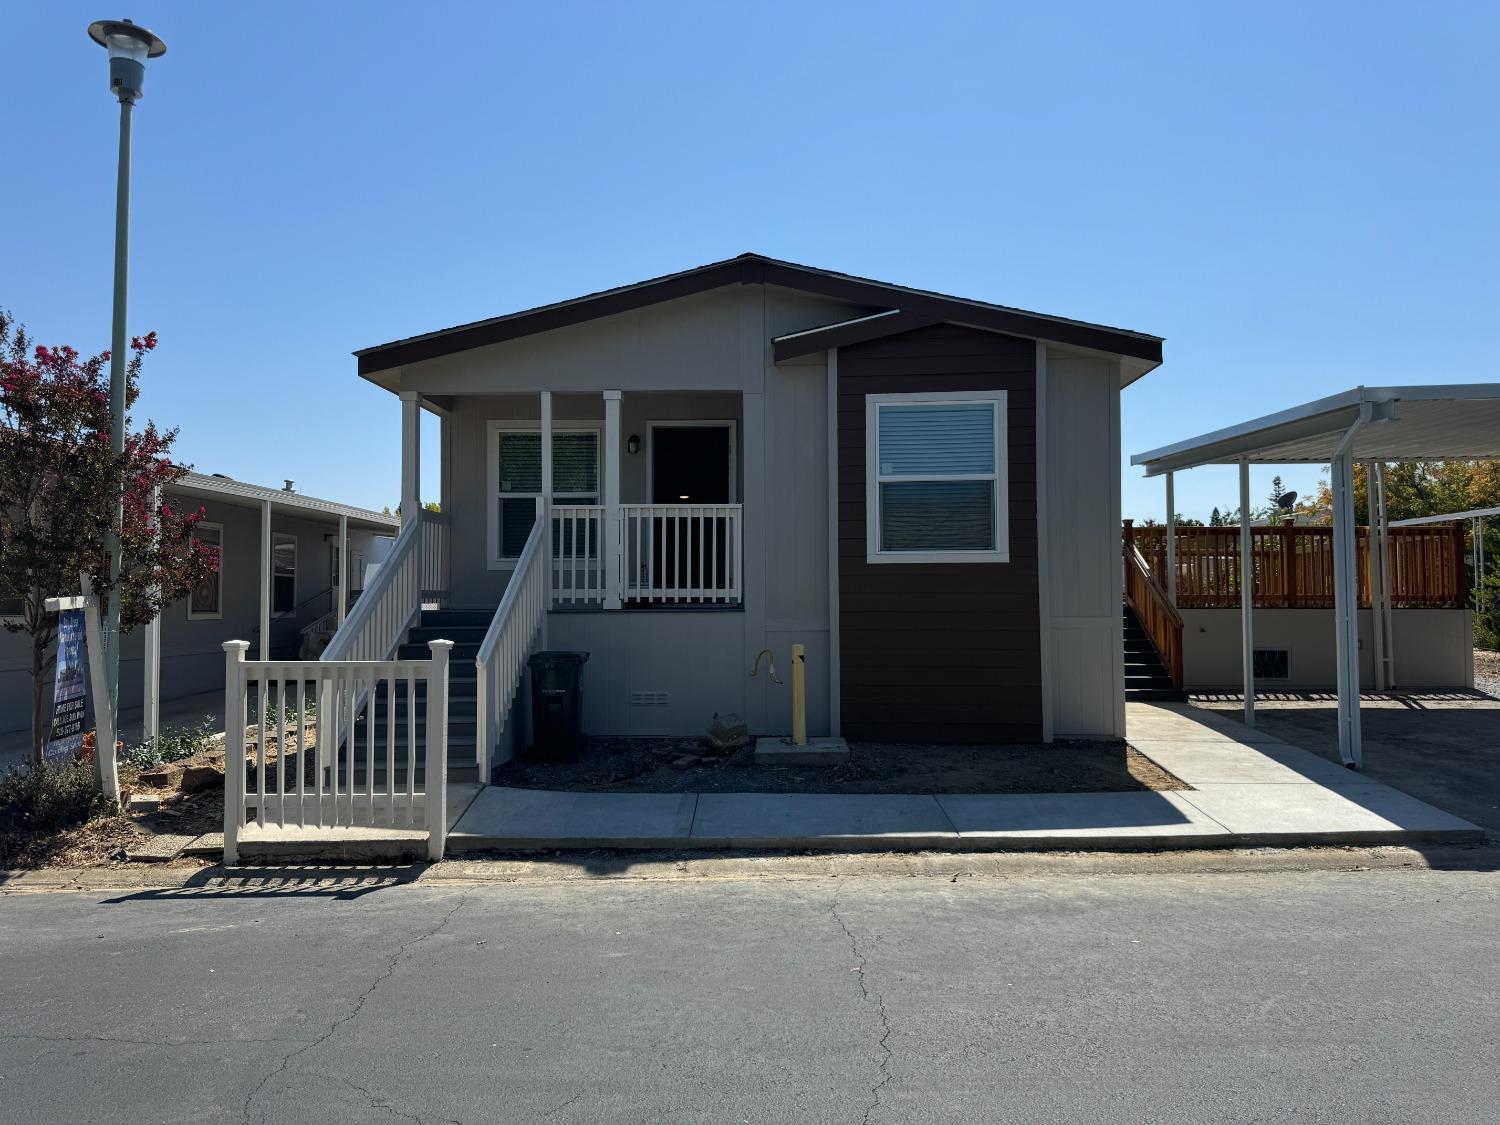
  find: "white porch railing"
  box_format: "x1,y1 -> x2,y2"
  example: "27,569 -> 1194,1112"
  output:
324,511 -> 446,663
476,499 -> 549,776
552,504 -> 607,606
221,639 -> 453,863
548,504 -> 743,607
420,511 -> 449,601
622,504 -> 742,605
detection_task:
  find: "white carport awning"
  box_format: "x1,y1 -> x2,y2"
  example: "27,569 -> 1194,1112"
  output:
1131,383 -> 1500,771
1133,384 -> 1500,477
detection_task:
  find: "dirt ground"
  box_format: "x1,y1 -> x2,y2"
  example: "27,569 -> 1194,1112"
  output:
0,776 -> 220,870
491,736 -> 1186,795
1473,649 -> 1500,698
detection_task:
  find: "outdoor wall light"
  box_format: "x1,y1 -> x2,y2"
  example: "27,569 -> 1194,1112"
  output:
87,18 -> 166,103
627,434 -> 640,455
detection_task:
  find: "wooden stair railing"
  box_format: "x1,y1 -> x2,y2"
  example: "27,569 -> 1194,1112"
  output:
1123,530 -> 1185,692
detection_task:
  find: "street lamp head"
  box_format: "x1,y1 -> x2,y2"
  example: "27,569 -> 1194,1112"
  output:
86,19 -> 166,103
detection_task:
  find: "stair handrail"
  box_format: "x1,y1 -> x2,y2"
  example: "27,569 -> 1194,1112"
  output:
323,511 -> 424,664
1125,541 -> 1185,691
475,498 -> 549,778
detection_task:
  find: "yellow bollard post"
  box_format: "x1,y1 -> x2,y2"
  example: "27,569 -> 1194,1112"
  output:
791,644 -> 807,746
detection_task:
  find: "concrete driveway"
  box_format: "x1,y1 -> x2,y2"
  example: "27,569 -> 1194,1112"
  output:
1191,693 -> 1500,836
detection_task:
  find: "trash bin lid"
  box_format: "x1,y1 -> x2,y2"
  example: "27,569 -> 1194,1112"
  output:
527,650 -> 590,670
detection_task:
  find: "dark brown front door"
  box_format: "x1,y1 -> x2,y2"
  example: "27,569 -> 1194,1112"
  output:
650,426 -> 732,596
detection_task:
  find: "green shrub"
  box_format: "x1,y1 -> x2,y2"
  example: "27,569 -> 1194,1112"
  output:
121,718 -> 219,769
0,758 -> 117,834
1473,568 -> 1500,651
261,701 -> 316,731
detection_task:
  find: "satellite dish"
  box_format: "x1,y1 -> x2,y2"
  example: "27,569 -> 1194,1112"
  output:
1276,490 -> 1298,510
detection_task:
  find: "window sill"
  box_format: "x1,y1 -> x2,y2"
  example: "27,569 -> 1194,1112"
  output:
865,549 -> 1011,565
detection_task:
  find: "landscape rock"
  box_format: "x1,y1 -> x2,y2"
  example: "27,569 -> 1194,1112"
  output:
705,713 -> 750,754
179,762 -> 225,793
139,763 -> 184,789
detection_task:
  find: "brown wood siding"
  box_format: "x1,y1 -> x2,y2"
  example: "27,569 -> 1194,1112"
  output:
838,324 -> 1041,743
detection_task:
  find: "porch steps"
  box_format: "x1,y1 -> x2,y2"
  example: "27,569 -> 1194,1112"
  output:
1123,606 -> 1188,703
341,608 -> 491,787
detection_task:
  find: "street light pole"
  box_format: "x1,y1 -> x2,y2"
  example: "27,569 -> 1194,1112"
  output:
87,18 -> 165,773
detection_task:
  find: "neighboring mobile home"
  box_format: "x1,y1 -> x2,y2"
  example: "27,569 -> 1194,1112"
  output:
0,472 -> 397,742
343,254 -> 1163,778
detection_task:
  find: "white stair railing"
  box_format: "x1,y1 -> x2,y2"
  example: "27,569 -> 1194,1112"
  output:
476,498 -> 549,777
221,638 -> 453,863
324,512 -> 426,664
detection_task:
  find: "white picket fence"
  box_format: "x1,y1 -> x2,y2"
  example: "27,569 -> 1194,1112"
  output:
476,502 -> 548,776
222,639 -> 453,863
551,504 -> 607,605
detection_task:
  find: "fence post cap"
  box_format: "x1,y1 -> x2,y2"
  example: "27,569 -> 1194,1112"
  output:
427,639 -> 456,652
222,640 -> 251,653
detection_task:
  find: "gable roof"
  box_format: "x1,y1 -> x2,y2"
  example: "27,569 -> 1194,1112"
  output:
354,253 -> 1163,380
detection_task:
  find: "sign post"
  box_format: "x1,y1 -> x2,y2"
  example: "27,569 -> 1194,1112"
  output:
44,588 -> 119,802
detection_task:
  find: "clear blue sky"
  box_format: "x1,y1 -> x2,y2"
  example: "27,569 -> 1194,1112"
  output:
7,2 -> 1498,520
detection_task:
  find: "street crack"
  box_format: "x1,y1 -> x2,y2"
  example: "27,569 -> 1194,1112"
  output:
831,898 -> 893,1125
240,892 -> 470,1125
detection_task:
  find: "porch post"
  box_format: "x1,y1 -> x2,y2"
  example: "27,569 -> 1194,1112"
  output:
259,499 -> 272,661
1165,471 -> 1178,606
540,390 -> 553,611
400,391 -> 421,525
602,390 -> 622,609
337,513 -> 349,626
1239,460 -> 1255,727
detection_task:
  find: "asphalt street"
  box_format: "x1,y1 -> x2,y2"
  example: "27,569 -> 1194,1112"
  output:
1,866 -> 1496,1124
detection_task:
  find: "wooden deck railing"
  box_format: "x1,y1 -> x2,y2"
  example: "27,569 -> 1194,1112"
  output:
1123,539 -> 1184,690
1126,519 -> 1466,609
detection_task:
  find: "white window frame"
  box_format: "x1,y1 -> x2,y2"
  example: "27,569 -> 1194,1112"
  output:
186,521 -> 224,621
865,390 -> 1009,565
486,420 -> 602,569
271,532 -> 298,618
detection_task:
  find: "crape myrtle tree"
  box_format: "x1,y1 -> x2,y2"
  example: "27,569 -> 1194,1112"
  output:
0,310 -> 219,764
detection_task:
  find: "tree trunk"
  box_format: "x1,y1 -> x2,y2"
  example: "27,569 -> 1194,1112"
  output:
30,632 -> 47,765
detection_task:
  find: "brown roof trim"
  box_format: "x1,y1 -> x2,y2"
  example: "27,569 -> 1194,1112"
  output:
771,310 -> 943,362
355,253 -> 1163,377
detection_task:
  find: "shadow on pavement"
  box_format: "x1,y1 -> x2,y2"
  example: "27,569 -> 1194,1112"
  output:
102,863 -> 427,903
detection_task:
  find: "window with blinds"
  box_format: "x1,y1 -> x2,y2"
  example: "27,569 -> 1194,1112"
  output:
865,392 -> 1008,563
493,428 -> 600,560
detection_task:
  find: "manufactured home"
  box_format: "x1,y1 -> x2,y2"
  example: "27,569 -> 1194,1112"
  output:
0,473 -> 396,744
332,253 -> 1164,785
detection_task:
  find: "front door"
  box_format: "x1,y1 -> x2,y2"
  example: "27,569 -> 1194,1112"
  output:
650,425 -> 732,504
649,426 -> 733,596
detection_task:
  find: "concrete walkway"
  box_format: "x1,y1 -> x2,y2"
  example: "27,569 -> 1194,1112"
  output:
445,702 -> 1483,852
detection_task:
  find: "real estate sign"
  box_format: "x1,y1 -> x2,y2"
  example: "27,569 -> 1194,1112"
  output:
44,608 -> 87,764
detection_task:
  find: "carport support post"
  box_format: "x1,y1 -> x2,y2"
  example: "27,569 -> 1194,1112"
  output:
336,514 -> 349,626
1239,461 -> 1254,727
1366,461 -> 1387,691
1331,450 -> 1363,766
259,499 -> 272,662
1165,471 -> 1178,605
